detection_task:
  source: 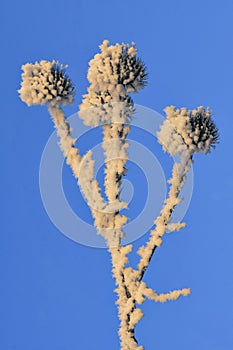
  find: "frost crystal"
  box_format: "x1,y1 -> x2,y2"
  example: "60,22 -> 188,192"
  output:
157,105 -> 219,155
18,60 -> 75,106
79,40 -> 147,125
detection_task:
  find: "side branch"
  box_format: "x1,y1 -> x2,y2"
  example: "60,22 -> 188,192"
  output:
48,104 -> 117,242
48,104 -> 82,177
142,285 -> 190,303
137,151 -> 193,281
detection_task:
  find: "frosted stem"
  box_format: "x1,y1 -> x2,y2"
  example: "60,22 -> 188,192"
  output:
109,246 -> 144,350
137,150 -> 193,280
48,104 -> 82,176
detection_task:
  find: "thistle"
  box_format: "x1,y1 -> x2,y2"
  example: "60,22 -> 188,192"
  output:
157,105 -> 219,156
19,40 -> 219,350
189,106 -> 219,152
18,60 -> 75,106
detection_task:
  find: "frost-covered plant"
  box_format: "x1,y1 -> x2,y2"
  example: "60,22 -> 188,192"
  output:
157,105 -> 219,155
18,40 -> 219,350
19,60 -> 74,106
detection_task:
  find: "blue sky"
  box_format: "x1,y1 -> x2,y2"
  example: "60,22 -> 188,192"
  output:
1,0 -> 233,349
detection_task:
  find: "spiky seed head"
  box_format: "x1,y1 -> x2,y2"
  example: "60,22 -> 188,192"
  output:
80,40 -> 147,112
157,106 -> 219,156
19,60 -> 75,106
88,40 -> 147,92
189,107 -> 219,153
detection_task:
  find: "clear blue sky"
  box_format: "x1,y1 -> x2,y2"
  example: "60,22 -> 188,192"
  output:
1,0 -> 233,349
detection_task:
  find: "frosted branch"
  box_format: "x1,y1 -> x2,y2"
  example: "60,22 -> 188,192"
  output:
167,222 -> 186,232
137,150 -> 193,279
142,285 -> 191,303
48,104 -> 82,177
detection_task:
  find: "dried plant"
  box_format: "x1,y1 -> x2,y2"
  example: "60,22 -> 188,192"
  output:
19,40 -> 219,350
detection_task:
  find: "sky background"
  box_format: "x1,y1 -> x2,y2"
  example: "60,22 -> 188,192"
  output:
1,0 -> 233,349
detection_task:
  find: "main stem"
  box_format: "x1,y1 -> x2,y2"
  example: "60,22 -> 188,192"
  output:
101,121 -> 143,348
109,246 -> 143,350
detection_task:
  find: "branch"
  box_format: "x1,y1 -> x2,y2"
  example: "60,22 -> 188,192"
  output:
48,104 -> 82,177
48,104 -> 119,242
137,150 -> 193,281
141,284 -> 190,303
